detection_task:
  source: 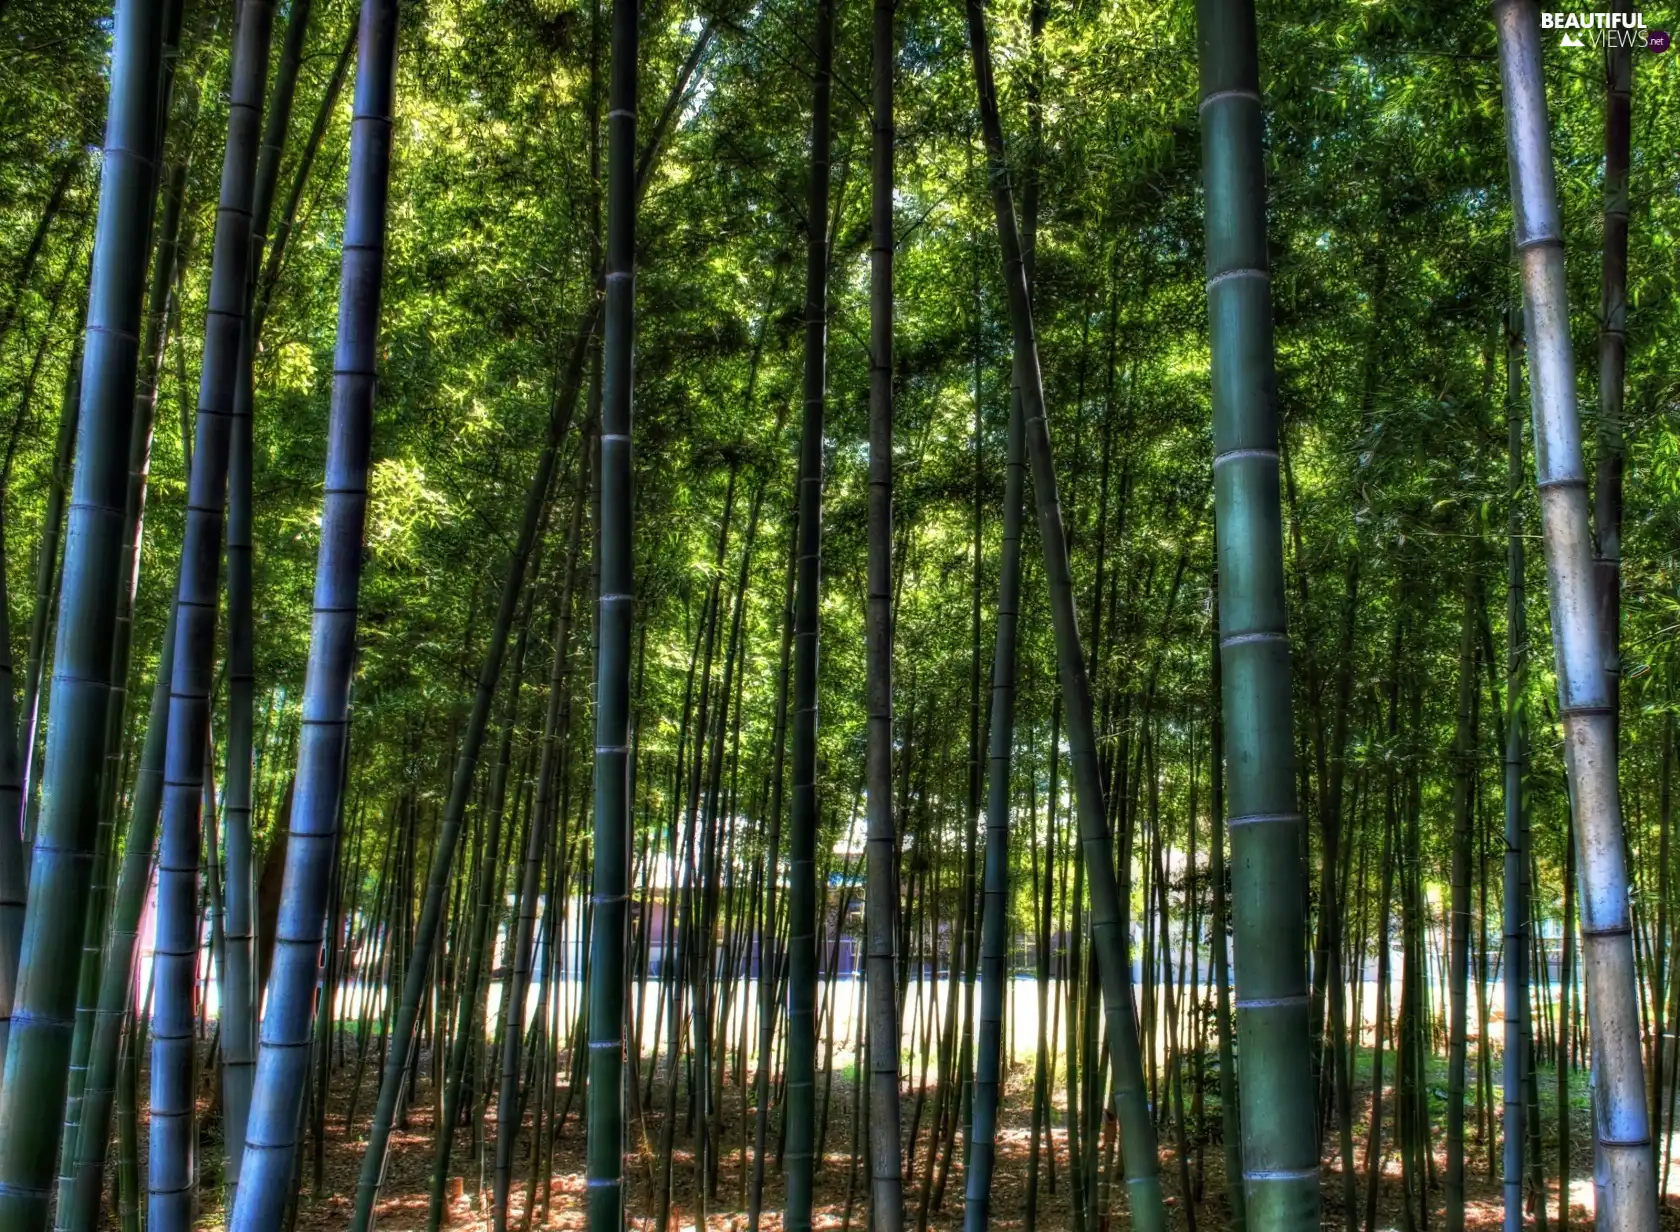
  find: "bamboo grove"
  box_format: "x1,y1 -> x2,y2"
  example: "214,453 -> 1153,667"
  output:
1,0 -> 1679,1229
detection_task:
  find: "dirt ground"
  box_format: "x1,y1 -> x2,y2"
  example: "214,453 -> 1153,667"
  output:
212,1041 -> 1654,1232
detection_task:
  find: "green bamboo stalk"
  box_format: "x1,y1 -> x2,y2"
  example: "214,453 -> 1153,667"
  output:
1448,562 -> 1481,1232
784,0 -> 833,1222
254,14 -> 357,337
14,357 -> 78,840
865,0 -> 904,1220
1324,549 -> 1360,1222
1594,0 -> 1630,741
963,206 -> 1025,1232
1195,0 -> 1319,1225
1501,308 -> 1528,1232
0,520 -> 20,1100
748,503 -> 798,1232
0,342 -> 78,1082
0,156 -> 80,356
0,0 -> 167,1222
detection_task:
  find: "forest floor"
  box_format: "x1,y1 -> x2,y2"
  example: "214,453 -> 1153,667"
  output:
178,1037 -> 1670,1232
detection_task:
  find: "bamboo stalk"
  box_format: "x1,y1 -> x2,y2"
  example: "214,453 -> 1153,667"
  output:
1494,5 -> 1656,1229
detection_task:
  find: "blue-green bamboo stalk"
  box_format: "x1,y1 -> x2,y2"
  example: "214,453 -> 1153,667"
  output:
74,20 -> 191,1186
0,0 -> 167,1224
222,0 -> 314,1192
64,598 -> 177,1232
585,0 -> 638,1222
226,2 -> 400,1225
149,3 -> 275,1224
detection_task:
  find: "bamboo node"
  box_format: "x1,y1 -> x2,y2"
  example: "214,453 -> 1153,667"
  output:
1235,994 -> 1307,1009
1219,630 -> 1286,650
1225,811 -> 1300,829
1198,87 -> 1261,112
1205,266 -> 1268,291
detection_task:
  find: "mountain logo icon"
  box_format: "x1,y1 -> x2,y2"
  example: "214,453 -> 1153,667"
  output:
1561,31 -> 1585,44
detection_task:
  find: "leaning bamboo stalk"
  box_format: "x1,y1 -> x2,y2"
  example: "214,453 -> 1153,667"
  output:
426,594 -> 535,1232
150,2 -> 276,1223
495,450 -> 588,1232
1494,5 -> 1655,1229
0,348 -> 77,1080
0,155 -> 80,356
254,15 -> 357,336
358,319 -> 586,1232
961,1 -> 1165,1227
